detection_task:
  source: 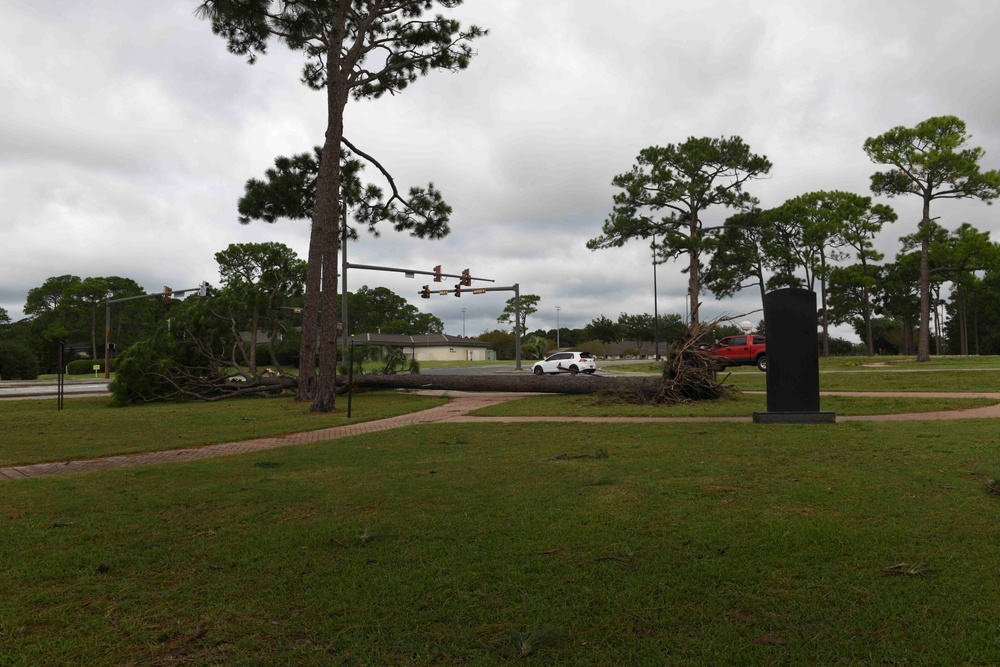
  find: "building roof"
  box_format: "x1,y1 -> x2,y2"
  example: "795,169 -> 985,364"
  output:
341,333 -> 491,348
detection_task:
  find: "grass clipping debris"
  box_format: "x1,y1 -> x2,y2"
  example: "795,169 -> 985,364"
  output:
600,317 -> 741,405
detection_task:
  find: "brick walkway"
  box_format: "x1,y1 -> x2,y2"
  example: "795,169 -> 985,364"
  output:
3,391 -> 999,481
0,394 -> 509,481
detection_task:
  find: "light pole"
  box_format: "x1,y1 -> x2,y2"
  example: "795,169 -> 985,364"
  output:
461,307 -> 466,337
555,306 -> 561,349
652,235 -> 660,360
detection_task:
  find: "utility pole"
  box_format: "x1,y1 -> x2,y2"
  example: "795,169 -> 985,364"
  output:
652,234 -> 660,360
556,306 -> 561,349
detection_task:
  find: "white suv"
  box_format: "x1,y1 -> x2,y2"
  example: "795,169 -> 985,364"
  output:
531,351 -> 597,375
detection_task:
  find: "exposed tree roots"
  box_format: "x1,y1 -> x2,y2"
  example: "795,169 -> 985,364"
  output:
597,318 -> 741,405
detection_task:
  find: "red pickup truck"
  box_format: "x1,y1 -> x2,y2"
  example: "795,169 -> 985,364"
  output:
710,335 -> 767,372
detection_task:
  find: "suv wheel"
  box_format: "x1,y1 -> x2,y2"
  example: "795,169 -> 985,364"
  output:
757,355 -> 768,372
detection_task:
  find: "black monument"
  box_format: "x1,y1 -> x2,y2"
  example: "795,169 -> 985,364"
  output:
752,288 -> 835,424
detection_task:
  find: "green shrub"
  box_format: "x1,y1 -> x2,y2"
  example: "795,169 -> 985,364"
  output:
0,342 -> 40,380
66,359 -> 107,375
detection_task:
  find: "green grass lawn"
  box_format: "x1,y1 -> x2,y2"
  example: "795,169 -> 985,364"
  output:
468,393 -> 999,418
605,359 -> 1000,393
820,354 -> 1000,369
0,393 -> 447,467
725,368 -> 1000,393
3,419 -> 1000,664
5,390 -> 993,468
611,354 -> 1000,374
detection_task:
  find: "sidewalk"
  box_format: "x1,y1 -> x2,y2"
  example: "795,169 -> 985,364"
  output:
0,393 -> 510,480
3,391 -> 999,481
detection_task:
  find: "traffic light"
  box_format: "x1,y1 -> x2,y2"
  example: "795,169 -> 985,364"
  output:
420,285 -> 431,299
461,268 -> 472,286
433,265 -> 442,282
163,286 -> 172,301
454,284 -> 461,297
198,281 -> 209,297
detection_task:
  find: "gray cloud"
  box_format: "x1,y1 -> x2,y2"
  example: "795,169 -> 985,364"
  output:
3,0 -> 998,347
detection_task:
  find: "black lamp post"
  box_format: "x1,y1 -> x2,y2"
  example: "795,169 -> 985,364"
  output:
652,234 -> 660,360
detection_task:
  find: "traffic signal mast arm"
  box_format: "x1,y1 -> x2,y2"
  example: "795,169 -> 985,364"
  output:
345,262 -> 494,285
449,285 -> 517,294
422,284 -> 521,298
103,283 -> 210,379
107,284 -> 209,304
414,282 -> 524,370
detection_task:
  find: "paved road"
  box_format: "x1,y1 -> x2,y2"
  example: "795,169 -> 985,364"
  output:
420,360 -> 652,376
421,365 -> 521,376
0,380 -> 110,399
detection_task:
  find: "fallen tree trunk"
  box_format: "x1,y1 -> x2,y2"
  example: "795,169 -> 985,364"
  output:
349,373 -> 661,395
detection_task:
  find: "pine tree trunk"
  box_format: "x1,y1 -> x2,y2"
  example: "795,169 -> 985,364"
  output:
351,373 -> 660,395
959,288 -> 969,356
917,197 -> 932,361
932,297 -> 941,356
820,256 -> 829,357
309,75 -> 350,413
688,209 -> 700,325
863,283 -> 874,356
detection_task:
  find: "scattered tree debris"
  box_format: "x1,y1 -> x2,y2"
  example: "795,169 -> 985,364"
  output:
655,317 -> 741,403
548,449 -> 609,461
986,479 -> 1000,495
597,316 -> 743,405
881,561 -> 932,576
504,627 -> 558,658
752,636 -> 787,646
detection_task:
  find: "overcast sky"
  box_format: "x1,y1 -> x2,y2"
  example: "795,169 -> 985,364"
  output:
3,1 -> 999,342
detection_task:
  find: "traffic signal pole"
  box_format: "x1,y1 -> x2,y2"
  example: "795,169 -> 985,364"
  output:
103,283 -> 209,380
340,259 -> 527,371
345,262 -> 493,285
421,283 -> 523,371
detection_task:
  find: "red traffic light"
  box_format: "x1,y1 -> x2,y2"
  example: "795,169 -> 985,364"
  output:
433,265 -> 442,282
163,286 -> 172,301
461,269 -> 472,286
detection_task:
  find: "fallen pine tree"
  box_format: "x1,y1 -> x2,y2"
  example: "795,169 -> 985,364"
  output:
351,318 -> 741,405
349,372 -> 660,395
109,309 -> 739,404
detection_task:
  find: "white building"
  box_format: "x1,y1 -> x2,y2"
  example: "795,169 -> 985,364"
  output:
343,333 -> 494,362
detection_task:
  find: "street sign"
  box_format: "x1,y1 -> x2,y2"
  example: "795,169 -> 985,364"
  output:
473,288 -> 487,294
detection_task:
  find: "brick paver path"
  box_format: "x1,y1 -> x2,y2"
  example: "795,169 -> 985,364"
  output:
3,391 -> 999,481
